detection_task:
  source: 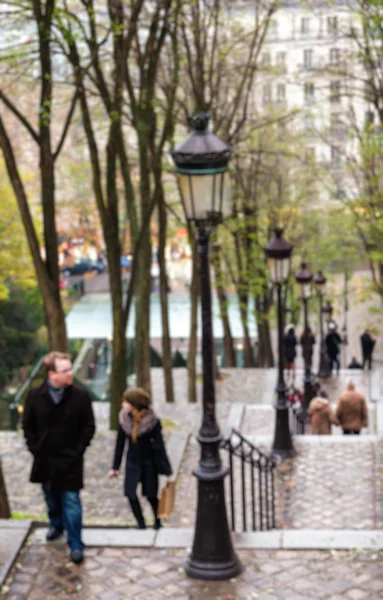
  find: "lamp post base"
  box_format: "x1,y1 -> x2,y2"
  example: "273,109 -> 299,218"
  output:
185,461 -> 243,581
272,404 -> 297,459
318,346 -> 330,378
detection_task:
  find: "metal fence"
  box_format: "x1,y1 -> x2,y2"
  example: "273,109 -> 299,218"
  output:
289,403 -> 308,435
221,429 -> 276,532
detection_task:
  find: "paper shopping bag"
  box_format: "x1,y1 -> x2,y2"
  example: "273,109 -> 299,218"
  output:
157,481 -> 176,519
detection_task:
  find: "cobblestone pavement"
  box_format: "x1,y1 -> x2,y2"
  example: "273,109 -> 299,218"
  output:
0,430 -> 171,526
277,439 -> 383,530
168,437 -> 383,530
1,541 -> 383,600
2,424 -> 382,530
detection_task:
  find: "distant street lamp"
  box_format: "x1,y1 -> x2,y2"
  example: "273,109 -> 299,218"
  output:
295,263 -> 314,408
322,300 -> 333,329
264,228 -> 296,458
172,113 -> 242,581
314,271 -> 330,378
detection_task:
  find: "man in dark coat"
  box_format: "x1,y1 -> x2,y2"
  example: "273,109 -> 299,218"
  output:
360,328 -> 376,370
22,352 -> 95,564
325,323 -> 342,374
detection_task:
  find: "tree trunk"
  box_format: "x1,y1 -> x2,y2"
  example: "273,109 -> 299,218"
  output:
212,244 -> 236,367
188,231 -> 199,403
158,184 -> 174,402
134,227 -> 152,394
110,320 -> 127,430
0,460 -> 10,519
239,293 -> 254,367
255,296 -> 274,368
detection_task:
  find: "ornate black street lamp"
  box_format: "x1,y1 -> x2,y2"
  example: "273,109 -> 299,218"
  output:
314,271 -> 330,378
295,263 -> 314,408
322,300 -> 333,329
172,113 -> 242,581
264,228 -> 296,458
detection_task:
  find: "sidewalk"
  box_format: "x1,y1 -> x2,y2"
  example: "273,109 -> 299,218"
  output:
1,539 -> 383,600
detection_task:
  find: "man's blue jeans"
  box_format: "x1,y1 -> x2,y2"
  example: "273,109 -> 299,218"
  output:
42,485 -> 84,550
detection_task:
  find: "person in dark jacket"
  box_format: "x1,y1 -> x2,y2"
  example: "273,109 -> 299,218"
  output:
22,352 -> 95,564
348,356 -> 363,369
283,327 -> 297,378
300,326 -> 316,368
325,323 -> 342,374
108,387 -> 172,529
360,328 -> 376,370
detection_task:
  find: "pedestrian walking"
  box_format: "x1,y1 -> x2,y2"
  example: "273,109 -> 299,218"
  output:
360,328 -> 376,370
22,352 -> 95,564
309,390 -> 338,434
283,326 -> 297,379
300,326 -> 315,366
336,380 -> 368,435
108,387 -> 172,529
325,323 -> 342,374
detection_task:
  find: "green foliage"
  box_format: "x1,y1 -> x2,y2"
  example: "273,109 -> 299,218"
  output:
0,162 -> 36,299
296,207 -> 362,275
0,286 -> 47,388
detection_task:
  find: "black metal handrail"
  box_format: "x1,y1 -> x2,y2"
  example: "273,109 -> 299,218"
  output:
220,429 -> 276,532
289,403 -> 308,435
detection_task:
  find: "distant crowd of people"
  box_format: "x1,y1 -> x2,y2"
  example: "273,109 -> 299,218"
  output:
283,323 -> 377,376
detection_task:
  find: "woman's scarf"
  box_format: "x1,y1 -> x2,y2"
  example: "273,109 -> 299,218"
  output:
119,407 -> 158,443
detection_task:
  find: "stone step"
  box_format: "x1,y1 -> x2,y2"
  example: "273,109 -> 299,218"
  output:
29,525 -> 383,550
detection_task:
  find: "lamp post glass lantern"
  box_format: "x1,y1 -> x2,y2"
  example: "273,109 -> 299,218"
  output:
314,271 -> 330,377
295,263 -> 314,408
264,228 -> 296,458
172,113 -> 242,581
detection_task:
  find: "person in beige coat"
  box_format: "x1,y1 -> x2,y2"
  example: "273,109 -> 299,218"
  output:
336,381 -> 368,435
309,390 -> 338,434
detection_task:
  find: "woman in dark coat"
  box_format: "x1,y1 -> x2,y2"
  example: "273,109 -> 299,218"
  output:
283,327 -> 297,377
108,387 -> 172,529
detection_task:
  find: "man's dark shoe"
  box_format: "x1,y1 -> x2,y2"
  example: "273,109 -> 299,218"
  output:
46,527 -> 64,542
70,548 -> 84,564
137,520 -> 146,529
153,518 -> 162,530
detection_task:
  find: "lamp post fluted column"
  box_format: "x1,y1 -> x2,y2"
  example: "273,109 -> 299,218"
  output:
295,263 -> 314,409
264,227 -> 296,459
185,227 -> 242,580
314,271 -> 330,378
273,281 -> 296,457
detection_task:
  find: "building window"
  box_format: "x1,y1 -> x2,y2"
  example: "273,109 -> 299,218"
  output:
329,48 -> 340,65
301,18 -> 310,35
330,115 -> 344,136
329,81 -> 341,103
277,83 -> 286,103
303,49 -> 314,70
331,145 -> 342,166
263,84 -> 272,106
305,147 -> 315,161
262,52 -> 271,67
277,52 -> 286,69
365,110 -> 374,127
268,19 -> 278,38
304,82 -> 315,104
327,16 -> 338,35
304,115 -> 315,134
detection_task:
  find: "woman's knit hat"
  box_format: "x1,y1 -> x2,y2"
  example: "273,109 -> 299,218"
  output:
122,387 -> 151,410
